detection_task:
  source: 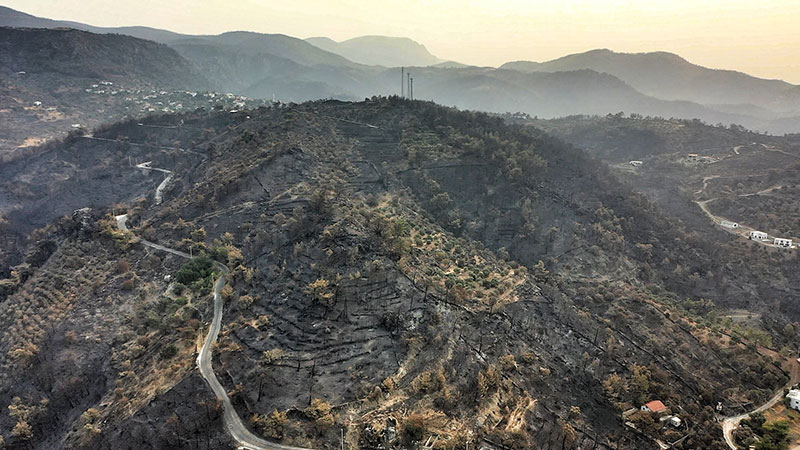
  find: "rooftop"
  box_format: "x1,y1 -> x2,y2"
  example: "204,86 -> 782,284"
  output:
644,400 -> 667,412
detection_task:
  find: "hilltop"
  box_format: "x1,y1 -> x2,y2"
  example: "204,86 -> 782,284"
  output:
0,98 -> 796,449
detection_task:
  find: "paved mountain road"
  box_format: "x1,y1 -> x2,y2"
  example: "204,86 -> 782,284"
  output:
135,162 -> 173,205
115,160 -> 314,450
721,357 -> 800,449
695,198 -> 794,249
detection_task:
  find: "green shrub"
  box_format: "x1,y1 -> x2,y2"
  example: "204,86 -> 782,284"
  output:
176,257 -> 215,285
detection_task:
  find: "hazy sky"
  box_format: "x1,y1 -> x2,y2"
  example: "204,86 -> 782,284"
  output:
7,0 -> 800,83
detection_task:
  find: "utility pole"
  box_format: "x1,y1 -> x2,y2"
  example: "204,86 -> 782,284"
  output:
410,77 -> 414,100
407,72 -> 411,100
401,67 -> 404,98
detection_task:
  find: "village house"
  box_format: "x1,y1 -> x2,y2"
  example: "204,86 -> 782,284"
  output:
687,154 -> 698,162
659,415 -> 682,427
774,238 -> 793,248
641,400 -> 668,414
629,160 -> 643,167
749,231 -> 768,241
787,389 -> 800,411
721,220 -> 739,229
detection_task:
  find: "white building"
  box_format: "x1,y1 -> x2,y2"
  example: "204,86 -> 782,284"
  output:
787,389 -> 800,411
721,220 -> 739,229
749,231 -> 768,241
774,238 -> 793,248
629,160 -> 643,167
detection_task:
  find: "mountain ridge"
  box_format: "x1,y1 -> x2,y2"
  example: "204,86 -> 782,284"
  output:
305,35 -> 442,67
3,6 -> 800,134
501,48 -> 800,113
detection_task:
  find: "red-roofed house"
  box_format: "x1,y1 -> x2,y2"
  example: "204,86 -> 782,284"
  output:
641,400 -> 667,414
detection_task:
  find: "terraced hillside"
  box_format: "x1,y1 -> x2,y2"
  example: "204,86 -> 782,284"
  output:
0,99 -> 794,449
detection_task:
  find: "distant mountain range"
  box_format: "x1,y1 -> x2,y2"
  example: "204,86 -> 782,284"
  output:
305,35 -> 441,67
2,5 -> 800,134
501,49 -> 800,115
0,4 -> 186,43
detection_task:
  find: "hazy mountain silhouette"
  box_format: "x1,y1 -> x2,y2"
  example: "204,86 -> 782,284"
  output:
305,35 -> 442,67
396,67 -> 765,127
0,6 -> 355,70
501,49 -> 800,114
431,61 -> 473,69
0,5 -> 186,43
169,36 -> 379,101
3,6 -> 800,133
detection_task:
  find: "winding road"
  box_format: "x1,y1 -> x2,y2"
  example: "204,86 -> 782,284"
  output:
136,162 -> 173,205
695,198 -> 793,249
117,160 -> 313,450
721,357 -> 800,449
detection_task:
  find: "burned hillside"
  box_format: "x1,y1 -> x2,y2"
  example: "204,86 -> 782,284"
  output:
0,99 -> 793,449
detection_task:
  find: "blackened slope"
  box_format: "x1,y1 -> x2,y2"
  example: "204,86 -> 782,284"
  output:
0,27 -> 209,90
134,98 -> 783,449
0,99 -> 789,450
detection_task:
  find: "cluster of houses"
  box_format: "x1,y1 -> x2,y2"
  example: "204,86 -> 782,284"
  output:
624,400 -> 683,431
747,230 -> 794,248
81,83 -> 268,115
718,221 -> 794,248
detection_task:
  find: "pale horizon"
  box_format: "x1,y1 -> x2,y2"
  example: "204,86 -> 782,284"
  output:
4,0 -> 800,83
